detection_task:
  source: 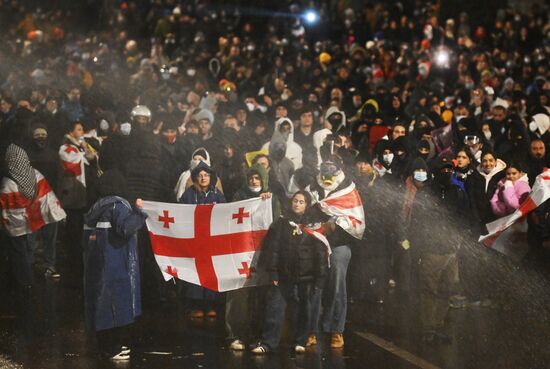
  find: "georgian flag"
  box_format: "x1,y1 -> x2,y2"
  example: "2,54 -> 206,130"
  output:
142,198 -> 272,292
315,182 -> 366,240
59,143 -> 86,186
0,170 -> 66,237
479,169 -> 550,255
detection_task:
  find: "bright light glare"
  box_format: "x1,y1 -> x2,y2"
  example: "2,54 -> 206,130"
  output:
304,10 -> 319,24
434,49 -> 450,67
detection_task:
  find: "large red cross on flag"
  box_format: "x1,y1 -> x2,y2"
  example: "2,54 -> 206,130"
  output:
142,198 -> 272,292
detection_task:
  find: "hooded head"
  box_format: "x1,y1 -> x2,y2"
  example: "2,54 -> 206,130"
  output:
324,106 -> 346,134
190,147 -> 211,169
97,169 -> 129,199
245,163 -> 269,194
5,144 -> 36,199
318,156 -> 345,191
272,117 -> 295,144
410,157 -> 429,185
190,161 -> 217,191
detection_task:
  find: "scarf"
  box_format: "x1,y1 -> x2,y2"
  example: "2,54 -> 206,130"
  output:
5,144 -> 37,200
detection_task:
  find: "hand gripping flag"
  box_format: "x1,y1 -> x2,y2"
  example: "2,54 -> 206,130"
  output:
316,182 -> 365,240
479,169 -> 550,252
142,198 -> 272,292
59,143 -> 86,187
0,170 -> 66,237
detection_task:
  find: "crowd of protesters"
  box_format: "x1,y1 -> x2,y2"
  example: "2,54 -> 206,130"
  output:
1,0 -> 549,361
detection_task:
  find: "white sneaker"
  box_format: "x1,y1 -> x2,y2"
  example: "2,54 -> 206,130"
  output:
294,345 -> 306,353
229,339 -> 245,351
111,346 -> 131,361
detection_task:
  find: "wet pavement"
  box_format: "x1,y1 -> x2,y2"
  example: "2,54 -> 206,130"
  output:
2,240 -> 550,369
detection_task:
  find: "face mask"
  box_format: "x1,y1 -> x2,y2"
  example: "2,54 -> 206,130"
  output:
484,131 -> 492,140
99,119 -> 109,132
419,153 -> 429,160
383,153 -> 394,165
164,132 -> 177,144
246,102 -> 255,112
34,138 -> 47,149
529,121 -> 538,132
120,122 -> 132,136
248,185 -> 262,193
281,93 -> 289,101
414,171 -> 428,182
187,68 -> 196,77
456,115 -> 466,123
465,82 -> 474,90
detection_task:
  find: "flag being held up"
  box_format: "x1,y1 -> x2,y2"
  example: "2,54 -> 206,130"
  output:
142,198 -> 272,292
479,169 -> 550,249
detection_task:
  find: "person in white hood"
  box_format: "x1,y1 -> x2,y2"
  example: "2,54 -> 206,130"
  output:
174,148 -> 224,201
262,117 -> 303,170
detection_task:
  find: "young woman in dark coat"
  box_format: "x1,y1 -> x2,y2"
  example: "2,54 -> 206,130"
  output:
179,161 -> 226,319
251,191 -> 328,354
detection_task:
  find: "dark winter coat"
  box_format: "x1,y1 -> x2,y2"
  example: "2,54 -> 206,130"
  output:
260,215 -> 328,287
465,160 -> 507,234
233,163 -> 282,219
83,196 -> 147,332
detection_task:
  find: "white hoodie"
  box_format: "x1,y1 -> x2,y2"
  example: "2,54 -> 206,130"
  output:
174,147 -> 212,200
477,158 -> 506,192
262,117 -> 303,170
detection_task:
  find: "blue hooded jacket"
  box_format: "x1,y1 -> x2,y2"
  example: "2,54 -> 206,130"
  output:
82,196 -> 147,331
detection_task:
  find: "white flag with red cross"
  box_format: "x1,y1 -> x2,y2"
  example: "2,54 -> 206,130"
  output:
316,182 -> 365,240
0,170 -> 66,237
59,143 -> 86,187
142,198 -> 272,292
479,169 -> 550,255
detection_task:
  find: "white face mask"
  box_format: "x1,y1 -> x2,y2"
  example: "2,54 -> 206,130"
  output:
246,102 -> 255,112
248,185 -> 262,193
484,131 -> 492,140
529,121 -> 538,132
383,153 -> 394,165
120,122 -> 131,136
99,119 -> 109,131
413,171 -> 428,182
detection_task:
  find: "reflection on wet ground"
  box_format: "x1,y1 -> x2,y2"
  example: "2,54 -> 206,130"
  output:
2,245 -> 550,369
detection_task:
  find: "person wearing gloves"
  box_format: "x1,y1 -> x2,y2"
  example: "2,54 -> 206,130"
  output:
251,191 -> 328,354
82,169 -> 148,361
226,163 -> 280,351
398,157 -> 459,344
490,162 -> 531,217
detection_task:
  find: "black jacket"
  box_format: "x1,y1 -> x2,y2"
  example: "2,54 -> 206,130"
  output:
261,215 -> 328,287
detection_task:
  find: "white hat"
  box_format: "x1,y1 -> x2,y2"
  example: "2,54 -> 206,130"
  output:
492,97 -> 509,110
533,113 -> 550,135
194,109 -> 214,124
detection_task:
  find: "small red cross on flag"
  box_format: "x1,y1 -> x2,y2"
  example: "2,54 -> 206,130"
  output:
232,207 -> 250,224
238,261 -> 256,279
159,210 -> 175,229
165,266 -> 179,278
